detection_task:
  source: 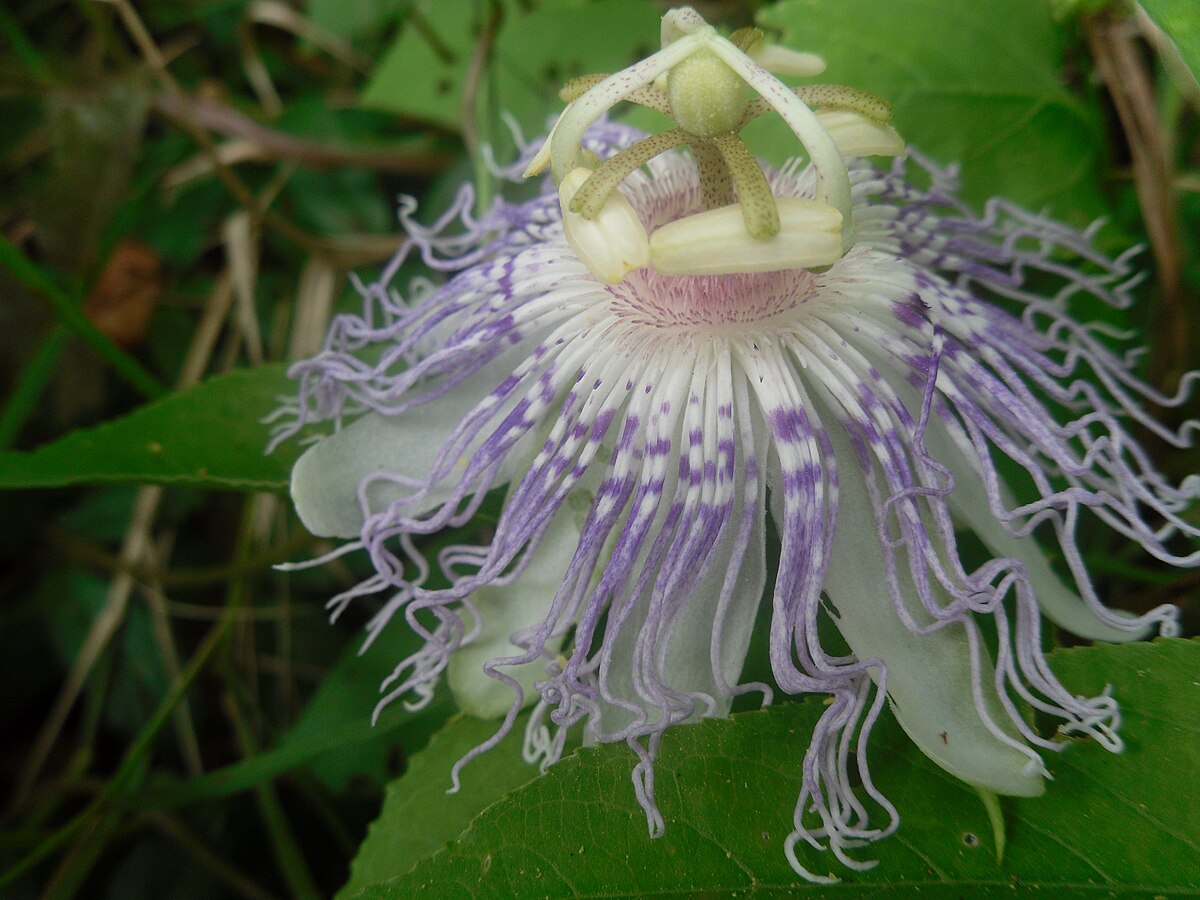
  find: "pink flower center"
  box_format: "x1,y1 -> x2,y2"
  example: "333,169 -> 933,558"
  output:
605,266 -> 813,328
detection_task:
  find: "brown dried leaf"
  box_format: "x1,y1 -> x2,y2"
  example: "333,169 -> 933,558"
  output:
84,239 -> 162,349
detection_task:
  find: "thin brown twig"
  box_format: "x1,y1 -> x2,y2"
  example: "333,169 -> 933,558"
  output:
255,653 -> 326,683
46,522 -> 319,588
459,0 -> 503,164
151,93 -> 451,173
1085,12 -> 1187,389
140,574 -> 205,776
166,600 -> 321,622
98,0 -> 325,254
8,486 -> 165,818
8,176 -> 292,816
405,6 -> 459,66
247,0 -> 373,73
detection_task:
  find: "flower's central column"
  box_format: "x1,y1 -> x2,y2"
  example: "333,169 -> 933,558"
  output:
526,7 -> 905,284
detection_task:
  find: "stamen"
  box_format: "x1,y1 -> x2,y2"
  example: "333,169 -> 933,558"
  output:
705,37 -> 853,244
558,167 -> 650,283
797,85 -> 892,124
749,42 -> 827,76
534,6 -> 898,275
815,109 -> 906,158
729,27 -> 765,53
569,129 -> 692,219
712,132 -> 780,239
548,31 -> 708,181
649,197 -> 842,275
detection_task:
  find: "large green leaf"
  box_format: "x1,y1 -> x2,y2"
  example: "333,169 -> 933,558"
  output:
360,0 -> 660,134
0,365 -> 300,491
349,638 -> 1200,897
1140,0 -> 1200,84
306,0 -> 408,42
751,0 -> 1107,224
340,712 -> 537,898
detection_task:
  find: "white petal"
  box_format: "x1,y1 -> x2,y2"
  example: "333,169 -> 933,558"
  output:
822,425 -> 1045,797
600,411 -> 766,733
447,510 -> 580,718
291,406 -> 469,539
659,507 -> 766,719
650,198 -> 843,275
559,167 -> 650,284
816,109 -> 906,158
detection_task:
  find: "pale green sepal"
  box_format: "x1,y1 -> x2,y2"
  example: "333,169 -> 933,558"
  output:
292,406 -> 474,539
918,413 -> 1150,643
821,425 -> 1046,798
291,365 -> 529,538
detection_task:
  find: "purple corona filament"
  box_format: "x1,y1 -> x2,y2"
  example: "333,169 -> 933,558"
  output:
275,120 -> 1198,882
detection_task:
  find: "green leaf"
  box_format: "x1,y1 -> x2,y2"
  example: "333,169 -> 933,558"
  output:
753,0 -> 1107,223
1140,0 -> 1200,85
0,365 -> 301,491
285,167 -> 392,236
360,0 -> 660,133
307,0 -> 408,42
340,711 -> 540,899
282,621 -> 454,791
351,638 -> 1200,897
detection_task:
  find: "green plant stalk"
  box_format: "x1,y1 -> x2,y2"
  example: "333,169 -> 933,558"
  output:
0,597 -> 235,890
224,688 -> 322,900
0,325 -> 71,449
0,5 -> 52,84
121,698 -> 432,810
975,787 -> 1006,865
217,496 -> 321,900
466,0 -> 502,220
0,235 -> 166,400
40,810 -> 124,900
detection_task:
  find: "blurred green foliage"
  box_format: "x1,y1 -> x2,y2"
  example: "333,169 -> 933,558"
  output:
0,1 -> 1197,897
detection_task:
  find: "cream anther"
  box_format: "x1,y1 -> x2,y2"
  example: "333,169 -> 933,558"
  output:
558,168 -> 650,284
